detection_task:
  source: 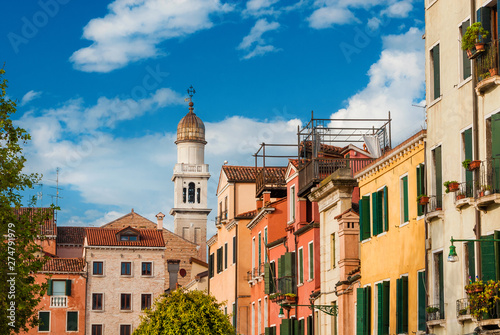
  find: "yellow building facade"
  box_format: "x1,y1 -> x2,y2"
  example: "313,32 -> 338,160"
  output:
354,130 -> 426,335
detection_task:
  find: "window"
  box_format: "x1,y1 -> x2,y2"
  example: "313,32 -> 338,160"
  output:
141,294 -> 152,310
121,262 -> 132,276
233,236 -> 236,264
92,293 -> 103,311
433,252 -> 444,319
488,113 -> 500,192
433,145 -> 443,208
416,164 -> 426,216
120,294 -> 131,311
93,261 -> 103,275
258,232 -> 262,267
460,19 -> 471,80
264,261 -> 276,294
359,195 -> 371,240
188,182 -> 195,203
465,241 -> 475,282
418,271 -> 426,331
197,188 -> 201,203
290,185 -> 296,221
194,227 -> 200,243
120,325 -> 131,335
142,262 -> 152,276
376,281 -> 390,335
183,187 -> 186,203
264,227 -> 268,263
209,253 -> 214,278
225,306 -> 227,315
67,311 -> 78,331
430,43 -> 441,100
308,242 -> 314,280
298,247 -> 304,284
462,128 -> 473,195
120,234 -> 137,241
396,276 -> 409,333
356,286 -> 371,335
372,187 -> 388,234
52,280 -> 66,296
217,247 -> 223,273
224,196 -> 228,218
232,302 -> 237,327
264,297 -> 268,331
258,300 -> 262,335
480,232 -> 500,282
331,234 -> 336,269
224,242 -> 228,269
252,237 -> 256,273
219,201 -> 222,221
251,303 -> 255,335
38,311 -> 50,332
400,175 -> 409,224
91,325 -> 103,335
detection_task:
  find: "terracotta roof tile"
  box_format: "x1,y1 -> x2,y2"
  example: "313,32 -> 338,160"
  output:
85,227 -> 165,247
57,227 -> 85,244
14,207 -> 56,236
300,141 -> 345,157
223,165 -> 262,182
235,209 -> 258,219
289,159 -> 299,168
41,258 -> 85,273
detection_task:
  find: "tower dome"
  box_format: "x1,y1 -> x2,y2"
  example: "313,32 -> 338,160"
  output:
176,101 -> 206,144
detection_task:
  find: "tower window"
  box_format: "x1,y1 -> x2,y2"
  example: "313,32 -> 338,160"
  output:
183,188 -> 186,203
188,183 -> 195,203
197,188 -> 201,203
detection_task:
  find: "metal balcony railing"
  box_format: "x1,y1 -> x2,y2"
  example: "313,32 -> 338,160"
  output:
427,195 -> 443,212
256,167 -> 287,197
50,296 -> 68,308
477,158 -> 500,197
426,304 -> 444,321
456,298 -> 470,318
474,40 -> 499,83
454,180 -> 474,202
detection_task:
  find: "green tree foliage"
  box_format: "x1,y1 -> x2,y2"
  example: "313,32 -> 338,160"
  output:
0,68 -> 50,333
134,289 -> 235,335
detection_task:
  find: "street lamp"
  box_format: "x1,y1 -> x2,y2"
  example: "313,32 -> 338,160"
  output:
448,244 -> 459,263
447,236 -> 500,263
278,303 -> 338,316
278,307 -> 285,318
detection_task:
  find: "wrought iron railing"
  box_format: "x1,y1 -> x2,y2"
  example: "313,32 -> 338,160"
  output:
456,298 -> 470,318
477,158 -> 500,197
256,167 -> 287,197
474,40 -> 499,83
426,304 -> 444,321
427,195 -> 443,213
455,181 -> 474,202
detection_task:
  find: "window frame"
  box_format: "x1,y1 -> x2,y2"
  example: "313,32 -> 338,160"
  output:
92,293 -> 104,311
66,310 -> 79,332
38,311 -> 50,332
400,174 -> 409,226
119,324 -> 132,335
331,233 -> 336,269
91,324 -> 103,335
429,42 -> 441,102
120,293 -> 132,311
141,262 -> 152,276
298,247 -> 304,285
141,293 -> 152,310
289,185 -> 296,223
121,262 -> 132,276
92,261 -> 104,276
308,241 -> 314,280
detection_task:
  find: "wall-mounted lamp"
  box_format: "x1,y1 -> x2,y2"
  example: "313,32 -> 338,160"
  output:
448,236 -> 500,263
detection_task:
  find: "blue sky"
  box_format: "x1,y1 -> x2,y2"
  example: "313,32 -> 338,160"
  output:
2,0 -> 426,237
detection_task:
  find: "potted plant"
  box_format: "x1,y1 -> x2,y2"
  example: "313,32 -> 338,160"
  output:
466,280 -> 500,321
462,22 -> 489,56
468,159 -> 481,170
284,293 -> 297,303
444,181 -> 459,193
417,194 -> 429,205
459,308 -> 468,316
426,306 -> 439,313
479,72 -> 491,82
456,192 -> 466,200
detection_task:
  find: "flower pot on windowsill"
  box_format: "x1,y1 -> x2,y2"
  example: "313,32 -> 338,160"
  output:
284,296 -> 297,304
448,182 -> 460,192
490,68 -> 498,76
475,42 -> 486,51
468,160 -> 481,170
456,194 -> 466,200
419,196 -> 430,205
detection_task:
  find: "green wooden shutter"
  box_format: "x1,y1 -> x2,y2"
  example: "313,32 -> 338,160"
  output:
67,311 -> 78,331
461,20 -> 471,80
481,234 -> 497,281
417,165 -> 424,216
402,276 -> 409,333
418,271 -> 426,331
432,44 -> 440,100
259,232 -> 262,267
402,176 -> 409,222
434,146 -> 442,206
39,312 -> 50,331
298,248 -> 304,284
372,192 -> 380,235
464,128 -> 473,190
265,327 -> 270,335
382,281 -> 390,335
299,319 -> 304,335
278,256 -> 283,293
491,113 -> 500,191
478,7 -> 492,43
438,253 -> 445,318
265,228 -> 268,263
364,286 -> 371,335
383,187 -> 388,232
377,283 -> 383,335
47,279 -> 53,296
361,195 -> 371,239
396,278 -> 402,334
265,263 -> 270,294
293,319 -> 299,335
284,252 -> 295,293
468,241 -> 476,281
65,279 -> 71,296
359,198 -> 364,242
356,287 -> 365,335
281,319 -> 291,335
270,262 -> 276,294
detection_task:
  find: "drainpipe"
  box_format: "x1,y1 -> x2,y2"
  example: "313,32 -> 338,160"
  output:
470,0 -> 482,278
234,220 -> 238,335
424,139 -> 429,335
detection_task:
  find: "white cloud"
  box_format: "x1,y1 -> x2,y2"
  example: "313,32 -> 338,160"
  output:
243,0 -> 280,17
238,19 -> 281,59
20,90 -> 42,106
70,0 -> 233,72
382,0 -> 413,18
367,17 -> 382,30
308,6 -> 357,28
330,27 -> 426,144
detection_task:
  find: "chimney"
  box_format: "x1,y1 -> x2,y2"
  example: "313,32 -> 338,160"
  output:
256,198 -> 263,210
167,260 -> 180,291
263,191 -> 271,206
156,212 -> 165,230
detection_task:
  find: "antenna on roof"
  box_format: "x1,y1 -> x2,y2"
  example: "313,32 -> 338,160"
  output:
34,183 -> 43,207
49,167 -> 62,222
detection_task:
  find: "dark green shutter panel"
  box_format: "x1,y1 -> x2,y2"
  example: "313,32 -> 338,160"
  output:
65,279 -> 71,296
259,233 -> 262,266
403,176 -> 409,222
418,271 -> 426,331
438,253 -> 445,318
265,327 -> 270,335
402,276 -> 409,332
265,263 -> 270,294
377,283 -> 383,335
396,278 -> 402,334
434,146 -> 442,206
299,319 -> 304,335
359,199 -> 364,241
270,262 -> 276,293
281,319 -> 291,335
372,192 -> 380,235
417,165 -> 424,216
67,311 -> 78,331
461,20 -> 471,80
293,319 -> 299,335
307,316 -> 311,335
47,279 -> 53,296
356,288 -> 365,335
382,281 -> 390,334
492,113 -> 500,191
481,234 -> 496,281
383,187 -> 388,232
365,286 -> 371,335
284,252 -> 295,293
39,312 -> 50,331
433,45 -> 440,100
468,241 -> 476,281
478,7 -> 492,43
464,128 -> 473,189
361,196 -> 371,239
495,231 -> 500,280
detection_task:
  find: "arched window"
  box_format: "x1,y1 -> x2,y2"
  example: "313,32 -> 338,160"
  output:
197,188 -> 201,203
183,188 -> 187,203
188,183 -> 195,203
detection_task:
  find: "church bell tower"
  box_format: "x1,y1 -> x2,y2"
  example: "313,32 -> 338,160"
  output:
170,86 -> 210,261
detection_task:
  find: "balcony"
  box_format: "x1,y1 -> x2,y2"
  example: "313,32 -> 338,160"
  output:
256,167 -> 287,198
475,40 -> 500,95
475,158 -> 500,210
426,304 -> 445,327
297,158 -> 373,196
277,276 -> 296,295
50,296 -> 68,308
425,195 -> 443,222
247,264 -> 265,284
454,181 -> 474,209
456,298 -> 472,324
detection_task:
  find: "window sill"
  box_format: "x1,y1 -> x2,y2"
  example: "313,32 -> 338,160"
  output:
376,232 -> 387,238
120,310 -> 133,313
428,96 -> 442,108
91,310 -> 105,313
141,275 -> 153,278
307,278 -> 314,282
361,238 -> 372,244
120,275 -> 133,278
92,275 -> 105,277
457,76 -> 472,89
287,219 -> 295,225
399,222 -> 409,228
297,283 -> 304,287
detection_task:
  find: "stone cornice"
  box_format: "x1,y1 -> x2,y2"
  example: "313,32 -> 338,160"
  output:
225,219 -> 237,231
207,234 -> 218,247
246,207 -> 275,230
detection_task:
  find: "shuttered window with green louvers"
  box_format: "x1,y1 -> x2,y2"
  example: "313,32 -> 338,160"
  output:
359,196 -> 371,241
377,281 -> 390,335
356,286 -> 371,335
416,164 -> 425,216
431,44 -> 440,100
280,319 -> 292,335
481,232 -> 500,281
418,271 -> 426,331
396,277 -> 408,334
401,176 -> 409,223
461,19 -> 471,80
372,191 -> 380,235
